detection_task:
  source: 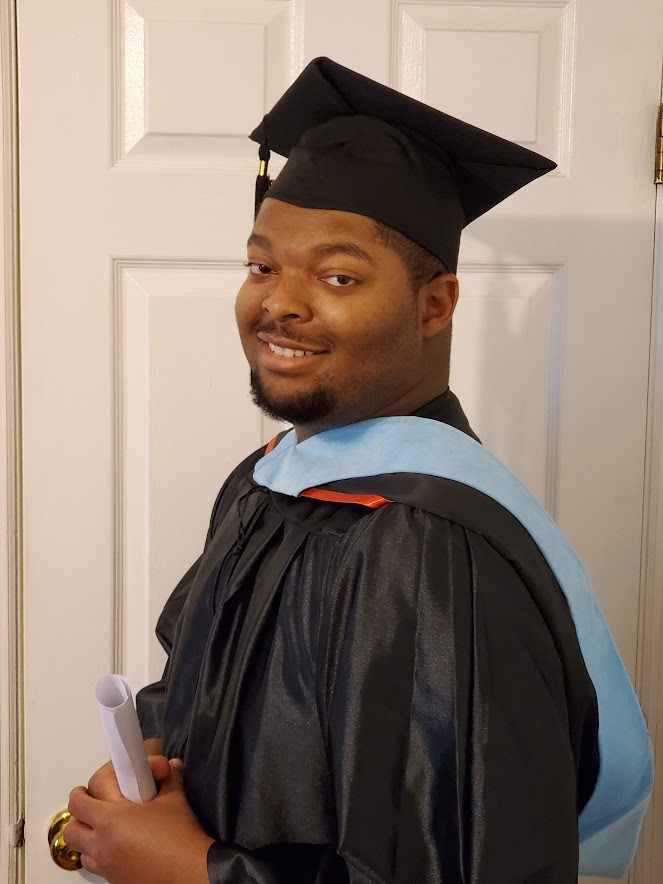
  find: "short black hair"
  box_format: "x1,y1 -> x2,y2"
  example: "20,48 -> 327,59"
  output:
371,220 -> 449,291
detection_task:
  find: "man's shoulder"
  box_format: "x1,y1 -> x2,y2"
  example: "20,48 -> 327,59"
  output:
326,472 -> 524,538
333,473 -> 585,673
207,439 -> 273,531
223,442 -> 268,489
328,472 -> 562,589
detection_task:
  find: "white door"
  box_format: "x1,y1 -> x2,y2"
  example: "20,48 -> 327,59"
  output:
14,0 -> 663,881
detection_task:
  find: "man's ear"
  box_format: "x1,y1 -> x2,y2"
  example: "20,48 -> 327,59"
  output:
420,273 -> 459,339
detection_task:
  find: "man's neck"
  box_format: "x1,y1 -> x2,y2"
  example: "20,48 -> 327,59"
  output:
293,382 -> 450,443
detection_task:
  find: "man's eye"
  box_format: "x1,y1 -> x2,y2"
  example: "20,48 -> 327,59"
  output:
244,261 -> 272,275
323,274 -> 358,287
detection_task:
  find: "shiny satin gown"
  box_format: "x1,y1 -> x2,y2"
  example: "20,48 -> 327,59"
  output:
136,390 -> 599,883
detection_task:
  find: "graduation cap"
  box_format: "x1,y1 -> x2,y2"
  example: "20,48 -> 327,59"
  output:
249,57 -> 556,274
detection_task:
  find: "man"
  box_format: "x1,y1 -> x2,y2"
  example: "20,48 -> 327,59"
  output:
64,58 -> 652,882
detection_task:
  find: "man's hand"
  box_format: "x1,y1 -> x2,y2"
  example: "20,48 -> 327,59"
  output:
63,754 -> 213,884
81,738 -> 162,805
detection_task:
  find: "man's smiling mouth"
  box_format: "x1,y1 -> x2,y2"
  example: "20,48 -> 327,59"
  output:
257,331 -> 328,362
257,338 -> 327,373
268,342 -> 317,358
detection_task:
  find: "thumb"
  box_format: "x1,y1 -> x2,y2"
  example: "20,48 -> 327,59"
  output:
157,758 -> 185,795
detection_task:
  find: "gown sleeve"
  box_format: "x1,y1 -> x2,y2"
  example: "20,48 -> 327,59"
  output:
135,553 -> 205,740
135,481 -> 229,741
321,504 -> 585,883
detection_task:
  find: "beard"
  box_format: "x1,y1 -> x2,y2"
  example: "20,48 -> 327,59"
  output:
250,370 -> 338,425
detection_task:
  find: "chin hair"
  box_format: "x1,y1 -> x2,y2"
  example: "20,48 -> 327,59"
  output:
250,370 -> 337,425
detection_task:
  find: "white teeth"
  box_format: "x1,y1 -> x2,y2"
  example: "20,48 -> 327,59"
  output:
268,342 -> 317,358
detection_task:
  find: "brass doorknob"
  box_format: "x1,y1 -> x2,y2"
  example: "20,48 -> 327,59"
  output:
48,809 -> 82,870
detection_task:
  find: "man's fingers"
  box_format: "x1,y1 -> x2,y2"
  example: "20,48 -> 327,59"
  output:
148,754 -> 171,782
156,759 -> 185,795
79,852 -> 101,876
87,760 -> 122,802
68,786 -> 104,828
61,816 -> 93,854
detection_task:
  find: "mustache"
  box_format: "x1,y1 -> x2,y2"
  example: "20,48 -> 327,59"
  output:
255,324 -> 327,348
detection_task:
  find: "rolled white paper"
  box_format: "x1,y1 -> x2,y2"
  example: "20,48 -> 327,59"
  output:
95,674 -> 157,804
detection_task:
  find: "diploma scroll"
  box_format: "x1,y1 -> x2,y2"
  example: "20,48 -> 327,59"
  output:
95,675 -> 157,804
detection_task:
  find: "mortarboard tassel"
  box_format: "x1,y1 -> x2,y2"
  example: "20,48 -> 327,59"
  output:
254,143 -> 272,218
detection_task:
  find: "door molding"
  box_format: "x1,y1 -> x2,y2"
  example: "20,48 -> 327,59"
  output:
632,169 -> 663,882
0,1 -> 23,881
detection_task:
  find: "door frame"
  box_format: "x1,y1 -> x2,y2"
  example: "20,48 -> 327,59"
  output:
0,1 -> 23,882
632,97 -> 663,881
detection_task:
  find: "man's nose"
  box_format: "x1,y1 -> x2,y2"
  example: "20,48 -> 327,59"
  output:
261,273 -> 313,323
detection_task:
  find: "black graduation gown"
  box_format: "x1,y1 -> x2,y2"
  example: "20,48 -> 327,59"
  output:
136,390 -> 599,884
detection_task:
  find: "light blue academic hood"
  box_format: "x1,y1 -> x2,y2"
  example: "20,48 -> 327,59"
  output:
253,415 -> 654,879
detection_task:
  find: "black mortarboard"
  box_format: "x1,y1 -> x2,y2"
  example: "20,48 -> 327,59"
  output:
249,57 -> 556,274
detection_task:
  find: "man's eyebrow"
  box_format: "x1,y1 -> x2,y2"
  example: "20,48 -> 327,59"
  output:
310,241 -> 377,266
246,234 -> 377,267
247,233 -> 272,250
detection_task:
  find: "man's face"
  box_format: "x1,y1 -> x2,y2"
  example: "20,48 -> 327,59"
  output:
235,198 -> 427,433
